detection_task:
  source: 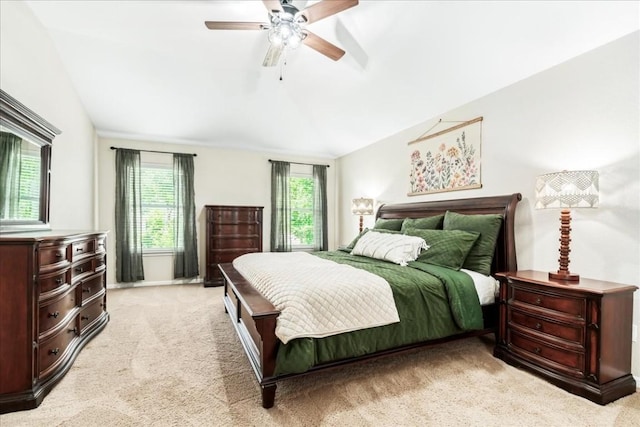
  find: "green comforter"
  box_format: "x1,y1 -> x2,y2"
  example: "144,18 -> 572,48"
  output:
273,251 -> 483,375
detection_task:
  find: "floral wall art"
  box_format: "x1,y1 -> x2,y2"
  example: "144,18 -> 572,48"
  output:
408,117 -> 483,196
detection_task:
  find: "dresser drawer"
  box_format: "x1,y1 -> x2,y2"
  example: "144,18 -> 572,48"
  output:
80,272 -> 105,303
39,244 -> 69,271
80,295 -> 106,334
39,317 -> 79,379
511,285 -> 586,318
509,308 -> 584,346
72,239 -> 95,261
508,330 -> 585,378
40,268 -> 70,295
39,286 -> 78,337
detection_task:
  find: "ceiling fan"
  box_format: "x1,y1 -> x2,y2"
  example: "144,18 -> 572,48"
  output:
205,0 -> 359,67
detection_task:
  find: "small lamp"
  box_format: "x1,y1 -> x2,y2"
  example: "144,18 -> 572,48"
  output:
535,170 -> 599,282
351,197 -> 374,233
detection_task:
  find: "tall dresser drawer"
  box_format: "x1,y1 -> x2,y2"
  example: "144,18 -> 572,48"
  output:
215,223 -> 260,235
39,286 -> 77,337
210,236 -> 260,250
511,286 -> 586,318
209,208 -> 260,223
508,308 -> 584,346
39,316 -> 79,379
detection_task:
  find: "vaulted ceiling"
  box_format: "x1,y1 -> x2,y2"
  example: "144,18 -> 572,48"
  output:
26,1 -> 639,158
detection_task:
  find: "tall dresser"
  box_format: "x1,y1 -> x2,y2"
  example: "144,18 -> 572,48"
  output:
0,231 -> 109,413
204,205 -> 263,287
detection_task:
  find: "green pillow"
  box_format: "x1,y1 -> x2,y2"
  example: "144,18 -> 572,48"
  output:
344,228 -> 400,251
404,228 -> 480,270
400,215 -> 444,233
443,211 -> 503,275
373,218 -> 404,231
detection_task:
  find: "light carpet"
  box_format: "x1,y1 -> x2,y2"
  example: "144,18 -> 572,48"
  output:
1,284 -> 638,426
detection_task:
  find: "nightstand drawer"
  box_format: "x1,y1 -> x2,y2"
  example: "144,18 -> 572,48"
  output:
509,308 -> 584,346
511,285 -> 586,318
509,330 -> 585,378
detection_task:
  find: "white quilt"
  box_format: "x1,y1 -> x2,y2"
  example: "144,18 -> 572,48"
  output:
233,252 -> 400,344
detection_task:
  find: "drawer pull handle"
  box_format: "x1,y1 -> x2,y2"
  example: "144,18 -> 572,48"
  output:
535,323 -> 542,330
48,311 -> 60,318
83,287 -> 91,293
534,347 -> 541,354
81,315 -> 90,321
68,327 -> 78,335
76,247 -> 85,252
49,348 -> 59,356
75,267 -> 84,273
55,252 -> 63,258
535,298 -> 542,305
55,278 -> 63,284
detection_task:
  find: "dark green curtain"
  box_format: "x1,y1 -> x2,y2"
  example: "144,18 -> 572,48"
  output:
270,161 -> 291,252
173,154 -> 199,278
115,149 -> 145,282
0,132 -> 23,219
313,164 -> 328,251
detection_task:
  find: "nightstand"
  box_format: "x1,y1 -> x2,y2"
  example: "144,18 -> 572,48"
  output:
494,270 -> 637,405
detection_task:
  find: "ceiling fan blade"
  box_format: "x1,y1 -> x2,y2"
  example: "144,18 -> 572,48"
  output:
262,0 -> 284,14
204,21 -> 267,30
303,31 -> 345,61
299,0 -> 358,24
263,44 -> 284,67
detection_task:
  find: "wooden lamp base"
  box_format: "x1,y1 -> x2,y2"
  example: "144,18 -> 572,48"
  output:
550,208 -> 580,283
358,215 -> 364,233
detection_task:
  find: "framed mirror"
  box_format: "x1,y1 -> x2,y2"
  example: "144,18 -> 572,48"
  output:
1,89 -> 61,233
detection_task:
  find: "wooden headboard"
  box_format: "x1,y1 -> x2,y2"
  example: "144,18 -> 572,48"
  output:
376,193 -> 522,275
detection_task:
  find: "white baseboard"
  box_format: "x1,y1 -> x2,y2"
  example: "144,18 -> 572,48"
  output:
107,277 -> 203,289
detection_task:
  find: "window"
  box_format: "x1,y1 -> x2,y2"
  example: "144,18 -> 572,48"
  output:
140,161 -> 175,251
290,174 -> 314,247
17,142 -> 41,220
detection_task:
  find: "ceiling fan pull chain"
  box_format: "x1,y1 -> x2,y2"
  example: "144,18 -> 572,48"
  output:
279,53 -> 287,81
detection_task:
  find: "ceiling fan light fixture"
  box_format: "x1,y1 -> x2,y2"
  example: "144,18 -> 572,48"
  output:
268,11 -> 305,49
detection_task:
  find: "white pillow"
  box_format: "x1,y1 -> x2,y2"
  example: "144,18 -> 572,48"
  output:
351,231 -> 428,266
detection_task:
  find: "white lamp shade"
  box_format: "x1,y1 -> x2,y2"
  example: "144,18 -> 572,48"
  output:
351,198 -> 374,215
535,170 -> 599,209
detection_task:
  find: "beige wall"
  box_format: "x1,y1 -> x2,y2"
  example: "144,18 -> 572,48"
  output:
0,1 -> 97,230
336,32 -> 640,377
97,137 -> 336,287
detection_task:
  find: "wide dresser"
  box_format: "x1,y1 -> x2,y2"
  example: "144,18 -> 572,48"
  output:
494,270 -> 637,405
204,205 -> 263,287
0,230 -> 109,413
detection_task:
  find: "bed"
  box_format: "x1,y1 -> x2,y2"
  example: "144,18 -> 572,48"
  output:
219,193 -> 521,408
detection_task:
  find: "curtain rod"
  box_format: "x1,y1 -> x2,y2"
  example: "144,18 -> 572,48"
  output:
268,159 -> 330,168
110,146 -> 197,157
